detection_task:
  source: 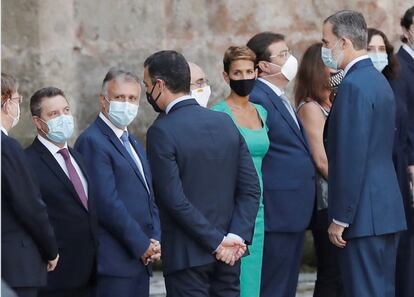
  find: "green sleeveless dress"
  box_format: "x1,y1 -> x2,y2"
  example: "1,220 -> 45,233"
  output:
211,100 -> 269,297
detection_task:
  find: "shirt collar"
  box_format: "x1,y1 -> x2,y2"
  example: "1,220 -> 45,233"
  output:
99,112 -> 127,139
257,78 -> 284,97
343,55 -> 370,77
37,134 -> 68,156
1,126 -> 8,135
165,95 -> 193,114
402,44 -> 414,60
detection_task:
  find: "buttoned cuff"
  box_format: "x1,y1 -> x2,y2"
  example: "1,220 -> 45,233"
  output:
333,219 -> 349,228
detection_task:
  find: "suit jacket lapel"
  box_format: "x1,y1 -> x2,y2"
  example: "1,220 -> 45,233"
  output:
399,47 -> 414,73
33,138 -> 87,211
129,137 -> 153,195
95,117 -> 150,192
257,82 -> 308,149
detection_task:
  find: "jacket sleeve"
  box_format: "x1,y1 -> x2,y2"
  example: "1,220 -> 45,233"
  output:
75,136 -> 150,259
146,125 -> 224,253
327,82 -> 373,224
2,138 -> 58,261
227,131 -> 261,244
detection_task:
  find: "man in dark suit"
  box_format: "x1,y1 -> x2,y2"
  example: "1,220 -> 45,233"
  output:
1,73 -> 58,297
75,68 -> 161,297
246,33 -> 316,297
393,6 -> 414,297
144,50 -> 260,297
25,87 -> 98,297
322,10 -> 407,297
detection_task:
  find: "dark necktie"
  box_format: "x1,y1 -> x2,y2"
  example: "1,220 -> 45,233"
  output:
58,148 -> 88,210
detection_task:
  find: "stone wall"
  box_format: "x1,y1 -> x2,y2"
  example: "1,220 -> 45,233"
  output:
2,0 -> 412,145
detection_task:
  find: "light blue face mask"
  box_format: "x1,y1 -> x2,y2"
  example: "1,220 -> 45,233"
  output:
321,40 -> 344,70
106,99 -> 139,128
43,114 -> 74,143
368,52 -> 388,72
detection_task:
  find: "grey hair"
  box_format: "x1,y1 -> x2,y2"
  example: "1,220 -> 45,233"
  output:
324,10 -> 368,50
101,67 -> 140,97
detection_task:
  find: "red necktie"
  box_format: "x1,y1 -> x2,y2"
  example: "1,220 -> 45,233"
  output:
58,148 -> 88,210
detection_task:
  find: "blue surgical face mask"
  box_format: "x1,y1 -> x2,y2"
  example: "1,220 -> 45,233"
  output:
42,114 -> 74,143
106,99 -> 139,128
321,40 -> 344,70
368,52 -> 388,72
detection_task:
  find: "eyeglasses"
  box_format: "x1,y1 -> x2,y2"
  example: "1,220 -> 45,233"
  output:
191,78 -> 210,89
105,95 -> 139,103
270,50 -> 291,60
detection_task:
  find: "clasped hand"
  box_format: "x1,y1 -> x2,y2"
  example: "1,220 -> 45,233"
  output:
141,239 -> 161,266
215,237 -> 246,266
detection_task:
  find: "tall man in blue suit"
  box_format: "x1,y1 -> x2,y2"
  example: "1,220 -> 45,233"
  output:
246,33 -> 316,297
75,68 -> 161,297
144,50 -> 260,297
321,10 -> 407,297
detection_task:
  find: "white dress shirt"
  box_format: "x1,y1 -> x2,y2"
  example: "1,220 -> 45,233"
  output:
258,78 -> 300,128
165,95 -> 193,114
37,134 -> 88,197
402,43 -> 414,60
343,55 -> 370,77
99,113 -> 149,193
1,126 -> 8,135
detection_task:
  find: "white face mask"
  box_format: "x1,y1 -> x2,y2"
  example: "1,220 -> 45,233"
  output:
7,99 -> 20,128
263,55 -> 298,81
191,85 -> 211,107
368,52 -> 388,72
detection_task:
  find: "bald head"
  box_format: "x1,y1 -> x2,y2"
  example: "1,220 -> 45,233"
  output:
188,62 -> 207,90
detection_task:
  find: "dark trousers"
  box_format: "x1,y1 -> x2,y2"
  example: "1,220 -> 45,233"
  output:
14,287 -> 38,297
165,261 -> 241,297
312,209 -> 343,297
339,233 -> 398,297
38,286 -> 93,297
260,231 -> 305,297
396,228 -> 414,297
97,274 -> 149,297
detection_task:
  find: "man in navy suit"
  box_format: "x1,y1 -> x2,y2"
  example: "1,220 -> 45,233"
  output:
144,50 -> 260,297
25,87 -> 98,297
1,74 -> 59,297
393,6 -> 414,297
322,10 -> 407,297
75,68 -> 161,297
246,33 -> 316,297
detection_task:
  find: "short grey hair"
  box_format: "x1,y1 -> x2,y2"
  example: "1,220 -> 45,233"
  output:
324,10 -> 367,50
101,67 -> 140,97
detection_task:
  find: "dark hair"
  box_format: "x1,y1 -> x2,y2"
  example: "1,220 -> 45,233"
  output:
101,67 -> 140,96
30,87 -> 66,117
367,28 -> 399,80
144,50 -> 190,94
324,10 -> 368,50
294,43 -> 330,107
246,32 -> 285,66
401,6 -> 414,43
1,73 -> 18,106
223,46 -> 256,74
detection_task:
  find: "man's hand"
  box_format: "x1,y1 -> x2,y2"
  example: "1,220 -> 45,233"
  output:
141,239 -> 161,265
215,237 -> 246,266
328,222 -> 347,248
47,254 -> 59,272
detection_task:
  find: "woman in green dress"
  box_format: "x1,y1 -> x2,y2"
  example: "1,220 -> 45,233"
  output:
211,45 -> 269,297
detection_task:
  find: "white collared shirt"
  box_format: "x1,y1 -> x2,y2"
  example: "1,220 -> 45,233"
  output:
257,78 -> 300,128
99,113 -> 149,192
165,95 -> 193,114
1,126 -> 8,135
402,43 -> 414,60
343,55 -> 370,77
37,134 -> 88,196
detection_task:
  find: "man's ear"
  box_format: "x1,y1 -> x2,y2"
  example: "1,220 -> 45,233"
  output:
257,61 -> 268,74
